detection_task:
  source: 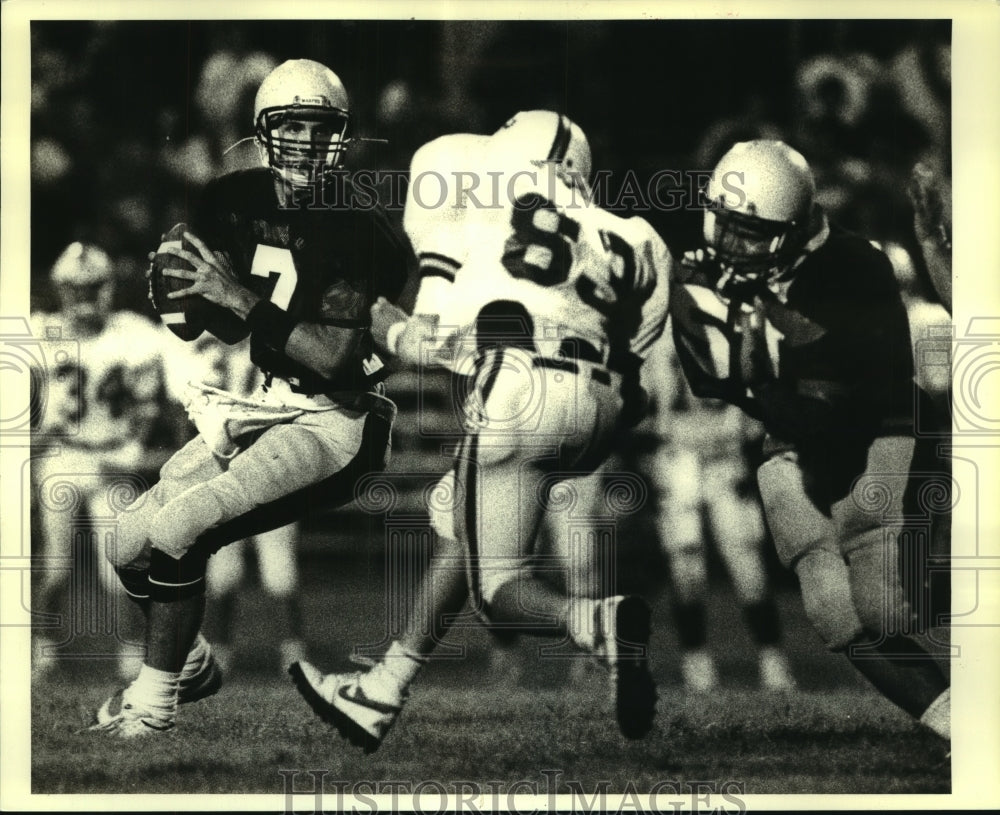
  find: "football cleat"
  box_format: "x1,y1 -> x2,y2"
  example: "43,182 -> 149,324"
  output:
594,595 -> 658,739
289,661 -> 402,754
88,691 -> 175,738
178,653 -> 224,705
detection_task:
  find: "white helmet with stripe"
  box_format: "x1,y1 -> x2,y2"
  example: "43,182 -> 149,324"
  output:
490,110 -> 592,182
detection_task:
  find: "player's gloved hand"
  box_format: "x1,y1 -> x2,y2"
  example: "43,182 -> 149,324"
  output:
396,314 -> 440,367
370,296 -> 409,350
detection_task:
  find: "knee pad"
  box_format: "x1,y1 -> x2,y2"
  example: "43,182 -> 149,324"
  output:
794,548 -> 863,651
149,483 -> 229,560
109,491 -> 163,568
148,547 -> 208,602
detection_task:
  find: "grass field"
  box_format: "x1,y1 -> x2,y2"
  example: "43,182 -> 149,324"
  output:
32,677 -> 950,797
29,563 -> 951,799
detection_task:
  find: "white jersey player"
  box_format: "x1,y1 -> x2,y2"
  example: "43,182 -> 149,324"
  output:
290,111 -> 672,751
32,242 -> 187,677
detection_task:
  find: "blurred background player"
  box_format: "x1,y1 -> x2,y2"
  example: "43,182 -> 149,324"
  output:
187,331 -> 308,674
643,332 -> 796,692
291,110 -> 669,751
31,242 -> 187,678
667,139 -> 950,742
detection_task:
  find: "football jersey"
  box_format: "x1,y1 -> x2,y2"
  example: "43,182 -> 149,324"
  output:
663,208 -> 916,444
403,134 -> 672,375
191,168 -> 412,395
31,310 -> 178,451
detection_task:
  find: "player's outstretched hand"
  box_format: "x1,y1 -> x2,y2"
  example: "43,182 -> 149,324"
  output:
370,296 -> 409,350
159,232 -> 256,318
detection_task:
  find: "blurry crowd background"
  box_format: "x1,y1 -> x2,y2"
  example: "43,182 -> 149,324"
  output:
27,19 -> 952,674
31,19 -> 951,312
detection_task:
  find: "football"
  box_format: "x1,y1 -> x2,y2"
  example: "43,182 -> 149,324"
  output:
149,223 -> 248,344
149,222 -> 208,342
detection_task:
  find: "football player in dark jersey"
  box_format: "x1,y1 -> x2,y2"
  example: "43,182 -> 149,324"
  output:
663,140 -> 950,743
89,59 -> 412,737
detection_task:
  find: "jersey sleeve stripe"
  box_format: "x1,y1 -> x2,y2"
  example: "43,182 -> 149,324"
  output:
419,266 -> 456,283
417,251 -> 461,269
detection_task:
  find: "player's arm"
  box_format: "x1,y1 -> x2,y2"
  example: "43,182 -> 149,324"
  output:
162,231 -> 364,380
619,227 -> 673,426
908,162 -> 952,314
370,267 -> 454,369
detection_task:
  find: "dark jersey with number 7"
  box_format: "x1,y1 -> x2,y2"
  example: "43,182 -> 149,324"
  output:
191,167 -> 411,395
402,134 -> 672,378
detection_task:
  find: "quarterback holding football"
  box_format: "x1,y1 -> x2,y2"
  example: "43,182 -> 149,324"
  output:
88,58 -> 411,737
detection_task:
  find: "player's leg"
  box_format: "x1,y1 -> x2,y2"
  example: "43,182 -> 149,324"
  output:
757,451 -> 866,653
253,522 -> 308,670
91,436 -> 234,736
204,538 -> 246,672
290,467 -> 471,753
655,447 -> 718,692
475,365 -> 656,739
134,409 -> 379,672
834,435 -> 950,739
706,457 -> 795,690
31,449 -> 86,676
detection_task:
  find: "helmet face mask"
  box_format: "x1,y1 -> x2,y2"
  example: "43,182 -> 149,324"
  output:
701,139 -> 816,285
255,106 -> 349,190
702,204 -> 803,282
56,280 -> 114,332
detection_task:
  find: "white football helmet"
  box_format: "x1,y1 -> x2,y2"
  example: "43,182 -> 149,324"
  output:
702,140 -> 816,282
490,110 -> 592,183
50,242 -> 115,334
253,59 -> 350,190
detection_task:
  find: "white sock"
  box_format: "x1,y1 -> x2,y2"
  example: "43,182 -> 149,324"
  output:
361,642 -> 424,704
568,597 -> 621,653
179,633 -> 211,682
920,687 -> 950,740
126,664 -> 180,722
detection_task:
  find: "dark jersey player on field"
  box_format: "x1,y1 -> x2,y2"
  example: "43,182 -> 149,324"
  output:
662,140 -> 950,744
90,59 -> 411,738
